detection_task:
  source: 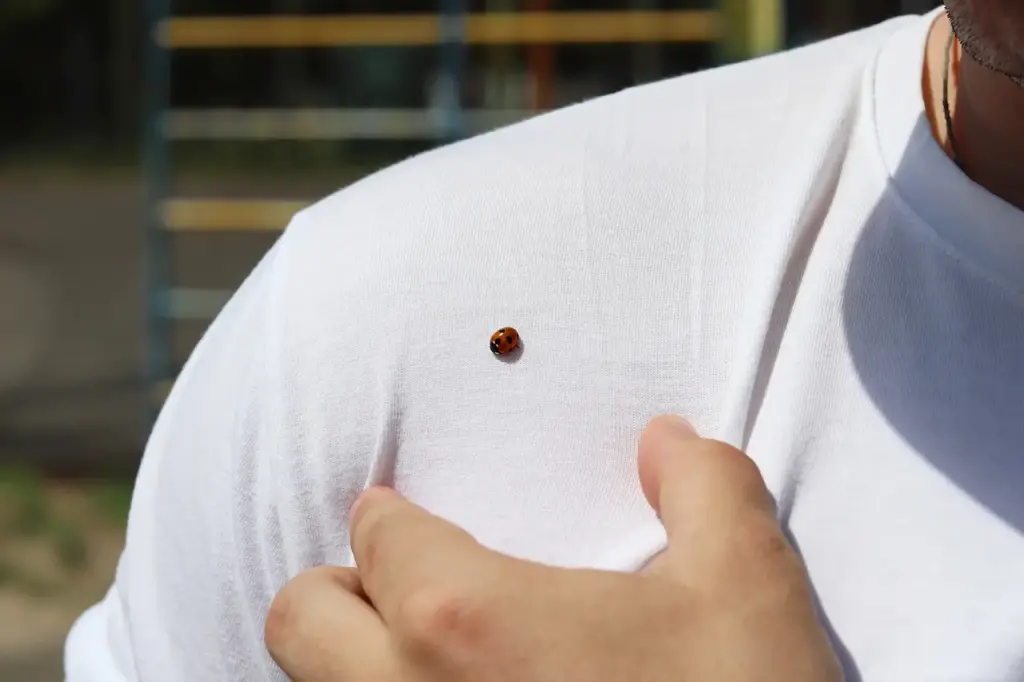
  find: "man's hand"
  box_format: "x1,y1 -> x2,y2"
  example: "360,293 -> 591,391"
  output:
264,415 -> 843,682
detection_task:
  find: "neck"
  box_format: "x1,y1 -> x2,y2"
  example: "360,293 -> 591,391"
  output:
927,14 -> 1024,210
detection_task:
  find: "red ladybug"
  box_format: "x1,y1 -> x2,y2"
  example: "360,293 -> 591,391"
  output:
490,327 -> 520,356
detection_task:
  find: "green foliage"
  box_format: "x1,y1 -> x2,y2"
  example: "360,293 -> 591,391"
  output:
87,481 -> 134,527
50,517 -> 89,571
0,467 -> 121,589
0,466 -> 49,537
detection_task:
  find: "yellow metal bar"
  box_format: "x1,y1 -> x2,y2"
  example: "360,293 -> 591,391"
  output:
159,11 -> 720,48
161,199 -> 309,231
163,107 -> 534,140
719,0 -> 783,61
749,0 -> 784,56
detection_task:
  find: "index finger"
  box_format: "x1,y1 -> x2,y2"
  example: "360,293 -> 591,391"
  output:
265,566 -> 396,682
349,487 -> 491,625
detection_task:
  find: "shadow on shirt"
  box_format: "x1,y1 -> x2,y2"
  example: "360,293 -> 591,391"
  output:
843,117 -> 1024,538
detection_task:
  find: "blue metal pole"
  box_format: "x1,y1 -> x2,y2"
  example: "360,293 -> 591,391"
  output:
144,0 -> 172,426
438,0 -> 468,143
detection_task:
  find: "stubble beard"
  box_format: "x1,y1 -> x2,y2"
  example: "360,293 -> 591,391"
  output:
946,3 -> 1024,86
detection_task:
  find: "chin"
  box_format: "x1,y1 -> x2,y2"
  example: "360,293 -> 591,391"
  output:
945,0 -> 1024,78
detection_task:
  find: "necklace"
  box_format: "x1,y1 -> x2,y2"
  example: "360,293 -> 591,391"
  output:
942,30 -> 965,169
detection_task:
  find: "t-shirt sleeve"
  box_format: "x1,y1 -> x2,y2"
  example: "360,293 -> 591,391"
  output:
64,207 -> 388,682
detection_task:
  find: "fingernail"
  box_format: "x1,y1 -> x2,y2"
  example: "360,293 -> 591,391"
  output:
349,486 -> 394,518
663,415 -> 698,440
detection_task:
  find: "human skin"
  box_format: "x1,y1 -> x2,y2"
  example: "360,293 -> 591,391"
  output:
263,3 -> 1024,680
264,416 -> 843,682
929,2 -> 1024,208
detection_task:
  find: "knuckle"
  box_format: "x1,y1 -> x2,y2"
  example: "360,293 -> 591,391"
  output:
395,585 -> 490,656
731,520 -> 811,598
740,520 -> 792,564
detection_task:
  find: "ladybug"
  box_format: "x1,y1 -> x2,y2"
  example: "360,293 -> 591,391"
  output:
490,327 -> 520,356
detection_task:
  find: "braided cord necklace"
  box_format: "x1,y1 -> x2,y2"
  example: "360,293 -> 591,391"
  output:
942,30 -> 965,170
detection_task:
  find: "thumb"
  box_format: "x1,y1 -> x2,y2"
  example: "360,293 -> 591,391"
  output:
637,416 -> 792,587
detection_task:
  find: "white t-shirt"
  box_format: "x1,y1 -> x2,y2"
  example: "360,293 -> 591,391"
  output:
66,9 -> 1024,682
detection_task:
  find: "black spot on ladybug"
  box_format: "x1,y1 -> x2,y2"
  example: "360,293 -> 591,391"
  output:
490,327 -> 520,356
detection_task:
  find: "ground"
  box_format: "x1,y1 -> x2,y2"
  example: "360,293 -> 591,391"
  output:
0,468 -> 129,681
0,157 -> 379,680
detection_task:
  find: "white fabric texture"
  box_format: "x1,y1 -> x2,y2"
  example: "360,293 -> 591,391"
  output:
66,9 -> 1024,682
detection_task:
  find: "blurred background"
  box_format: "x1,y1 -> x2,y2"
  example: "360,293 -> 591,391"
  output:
0,0 -> 940,678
